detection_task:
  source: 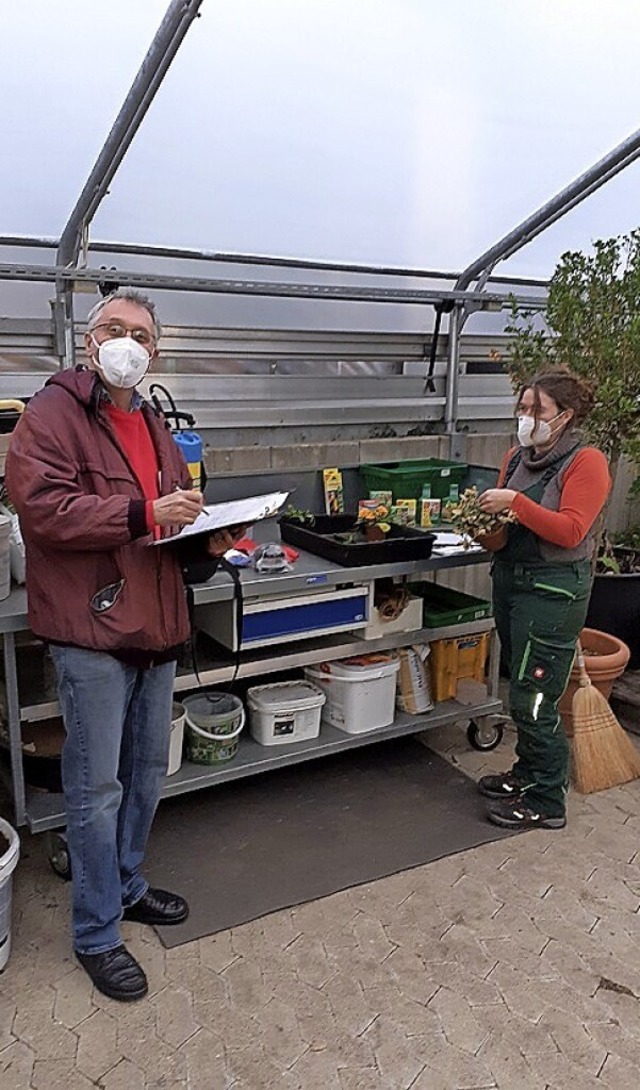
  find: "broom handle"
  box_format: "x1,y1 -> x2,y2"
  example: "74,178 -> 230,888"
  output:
575,639 -> 592,688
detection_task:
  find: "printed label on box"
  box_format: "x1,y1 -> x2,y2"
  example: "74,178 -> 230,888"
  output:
369,489 -> 393,507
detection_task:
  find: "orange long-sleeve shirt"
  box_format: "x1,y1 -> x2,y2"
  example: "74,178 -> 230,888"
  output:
498,446 -> 610,549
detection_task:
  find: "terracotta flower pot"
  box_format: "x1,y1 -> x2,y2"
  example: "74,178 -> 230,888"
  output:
364,524 -> 386,542
475,525 -> 507,552
558,627 -> 631,736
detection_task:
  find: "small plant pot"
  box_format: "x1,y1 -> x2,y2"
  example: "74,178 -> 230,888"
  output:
363,524 -> 386,542
558,627 -> 631,736
474,525 -> 507,552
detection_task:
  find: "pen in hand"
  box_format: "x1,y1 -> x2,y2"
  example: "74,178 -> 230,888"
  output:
152,488 -> 204,528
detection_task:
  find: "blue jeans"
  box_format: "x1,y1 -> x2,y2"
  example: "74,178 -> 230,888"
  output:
49,645 -> 176,954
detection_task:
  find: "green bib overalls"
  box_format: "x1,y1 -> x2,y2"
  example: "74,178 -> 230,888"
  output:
491,449 -> 591,816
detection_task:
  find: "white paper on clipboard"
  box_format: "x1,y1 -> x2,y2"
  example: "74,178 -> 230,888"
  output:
151,490 -> 290,545
431,531 -> 482,555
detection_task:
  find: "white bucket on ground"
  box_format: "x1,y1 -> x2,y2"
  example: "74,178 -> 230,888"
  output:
0,515 -> 11,601
167,702 -> 186,776
0,817 -> 20,972
305,654 -> 400,734
247,680 -> 326,745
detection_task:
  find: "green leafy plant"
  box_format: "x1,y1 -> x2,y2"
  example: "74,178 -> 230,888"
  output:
281,505 -> 316,526
506,230 -> 640,572
505,230 -> 640,489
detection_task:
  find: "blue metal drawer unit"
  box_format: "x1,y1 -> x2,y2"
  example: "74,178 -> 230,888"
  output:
195,584 -> 370,651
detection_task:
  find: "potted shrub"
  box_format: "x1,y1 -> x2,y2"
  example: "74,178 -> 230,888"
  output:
506,229 -> 640,665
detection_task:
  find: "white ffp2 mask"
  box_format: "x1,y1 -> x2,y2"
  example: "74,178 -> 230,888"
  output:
92,335 -> 150,389
517,412 -> 565,448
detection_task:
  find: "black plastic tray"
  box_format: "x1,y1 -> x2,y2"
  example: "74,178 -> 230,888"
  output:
280,515 -> 435,567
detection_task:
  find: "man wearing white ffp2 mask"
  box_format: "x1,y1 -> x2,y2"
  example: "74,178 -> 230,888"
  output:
90,331 -> 151,389
5,288 -> 246,1005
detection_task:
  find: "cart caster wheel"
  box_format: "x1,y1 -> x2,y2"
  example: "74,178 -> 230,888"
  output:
467,718 -> 505,752
46,832 -> 72,881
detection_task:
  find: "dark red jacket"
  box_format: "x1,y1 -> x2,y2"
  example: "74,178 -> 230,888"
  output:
6,368 -> 192,653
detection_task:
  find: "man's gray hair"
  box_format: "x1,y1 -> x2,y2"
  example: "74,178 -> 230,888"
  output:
86,288 -> 162,340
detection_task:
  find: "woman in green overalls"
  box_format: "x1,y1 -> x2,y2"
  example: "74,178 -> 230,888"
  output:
477,369 -> 610,830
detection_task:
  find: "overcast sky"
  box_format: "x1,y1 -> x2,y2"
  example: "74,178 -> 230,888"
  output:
3,0 -> 640,278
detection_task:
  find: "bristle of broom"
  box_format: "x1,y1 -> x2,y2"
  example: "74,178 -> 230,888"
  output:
572,684 -> 640,793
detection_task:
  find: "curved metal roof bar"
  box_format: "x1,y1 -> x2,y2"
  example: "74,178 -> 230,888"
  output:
53,0 -> 205,367
56,1 -> 205,271
444,126 -> 640,435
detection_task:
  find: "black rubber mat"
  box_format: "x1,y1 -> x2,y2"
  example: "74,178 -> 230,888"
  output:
145,737 -> 516,947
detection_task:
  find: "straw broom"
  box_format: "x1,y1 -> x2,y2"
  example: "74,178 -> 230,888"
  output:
572,640 -> 640,793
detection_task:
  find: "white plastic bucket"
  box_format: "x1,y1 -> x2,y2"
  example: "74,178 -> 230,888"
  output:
183,692 -> 245,765
247,680 -> 326,745
0,515 -> 11,601
305,654 -> 400,734
0,817 -> 20,972
167,702 -> 186,776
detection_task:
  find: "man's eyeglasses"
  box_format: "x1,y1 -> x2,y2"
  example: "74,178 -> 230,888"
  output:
92,321 -> 155,347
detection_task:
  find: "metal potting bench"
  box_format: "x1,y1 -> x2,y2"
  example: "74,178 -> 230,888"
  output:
0,540 -> 504,859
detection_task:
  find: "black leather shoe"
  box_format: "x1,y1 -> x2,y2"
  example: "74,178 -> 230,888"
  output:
122,887 -> 189,926
76,944 -> 148,1002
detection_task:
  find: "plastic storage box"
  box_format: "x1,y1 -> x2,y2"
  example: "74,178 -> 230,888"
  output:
279,515 -> 435,567
360,459 -> 468,502
359,592 -> 424,640
429,632 -> 490,701
408,582 -> 493,627
247,680 -> 326,745
305,654 -> 400,734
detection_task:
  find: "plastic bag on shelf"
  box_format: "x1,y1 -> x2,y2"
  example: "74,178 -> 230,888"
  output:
396,644 -> 434,715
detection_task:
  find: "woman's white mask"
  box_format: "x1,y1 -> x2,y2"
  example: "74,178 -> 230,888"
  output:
91,335 -> 150,389
517,412 -> 565,448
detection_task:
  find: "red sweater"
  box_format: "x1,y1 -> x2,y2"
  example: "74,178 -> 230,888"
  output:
106,403 -> 159,533
498,446 -> 610,549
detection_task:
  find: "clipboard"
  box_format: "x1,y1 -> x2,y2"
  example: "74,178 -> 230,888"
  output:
151,490 -> 290,545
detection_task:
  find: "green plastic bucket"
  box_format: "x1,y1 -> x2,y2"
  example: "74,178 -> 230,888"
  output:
183,692 -> 245,766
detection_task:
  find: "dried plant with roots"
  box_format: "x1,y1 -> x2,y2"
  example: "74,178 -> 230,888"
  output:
447,487 -> 517,548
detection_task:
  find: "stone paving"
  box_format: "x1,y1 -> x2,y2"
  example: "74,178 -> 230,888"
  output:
3,716 -> 640,1089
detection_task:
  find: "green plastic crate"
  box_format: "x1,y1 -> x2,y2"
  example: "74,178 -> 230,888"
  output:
407,582 -> 493,627
460,464 -> 500,493
360,459 -> 468,502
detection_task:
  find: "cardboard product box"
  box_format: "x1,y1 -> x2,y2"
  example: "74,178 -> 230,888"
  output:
323,467 -> 344,515
392,499 -> 417,526
420,498 -> 442,527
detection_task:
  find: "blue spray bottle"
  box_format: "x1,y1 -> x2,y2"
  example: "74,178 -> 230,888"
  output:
149,383 -> 203,490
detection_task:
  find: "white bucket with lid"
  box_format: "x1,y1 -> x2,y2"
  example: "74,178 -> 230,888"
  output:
305,654 -> 400,734
167,702 -> 186,776
247,680 -> 326,745
0,515 -> 11,601
0,817 -> 20,971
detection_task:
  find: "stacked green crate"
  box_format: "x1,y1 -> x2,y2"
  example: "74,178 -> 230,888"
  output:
407,582 -> 493,626
359,459 -> 468,502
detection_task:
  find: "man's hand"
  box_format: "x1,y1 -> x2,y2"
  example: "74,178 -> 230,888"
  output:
206,524 -> 250,557
153,489 -> 204,527
478,488 -> 517,515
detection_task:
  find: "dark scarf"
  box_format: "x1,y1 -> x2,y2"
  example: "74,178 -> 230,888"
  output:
517,425 -> 583,472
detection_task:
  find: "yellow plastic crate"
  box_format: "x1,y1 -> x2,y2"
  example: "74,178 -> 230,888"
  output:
429,631 -> 490,702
